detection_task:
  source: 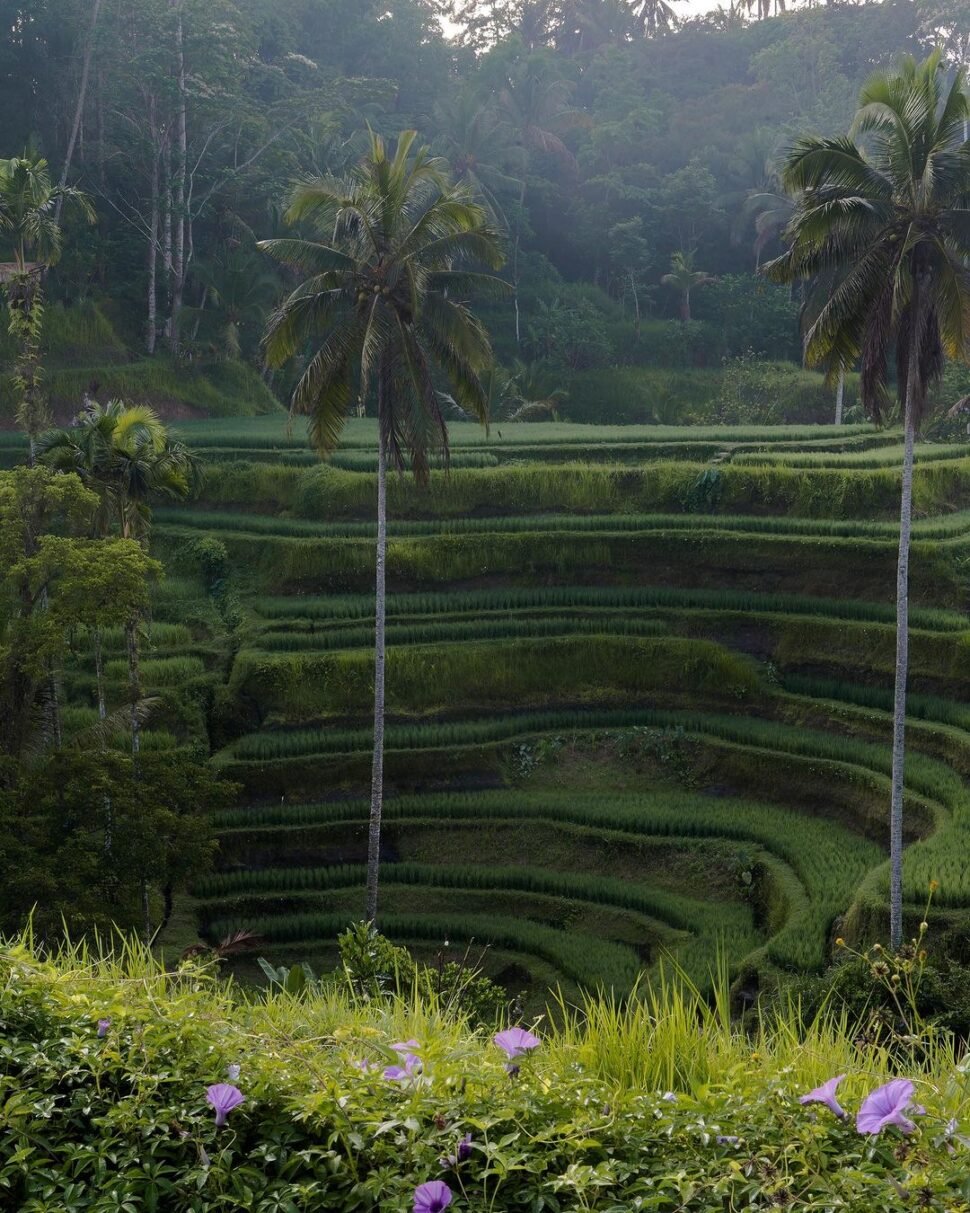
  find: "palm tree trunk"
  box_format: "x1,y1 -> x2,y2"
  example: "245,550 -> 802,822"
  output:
835,368 -> 845,425
889,366 -> 917,950
365,434 -> 388,924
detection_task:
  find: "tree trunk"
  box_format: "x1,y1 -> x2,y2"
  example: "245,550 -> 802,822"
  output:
142,878 -> 152,944
147,99 -> 159,354
889,336 -> 919,950
835,368 -> 845,426
170,0 -> 187,347
630,271 -> 640,341
365,434 -> 388,924
682,289 -> 691,324
126,617 -> 141,755
162,138 -> 173,343
56,0 -> 103,219
94,627 -> 106,719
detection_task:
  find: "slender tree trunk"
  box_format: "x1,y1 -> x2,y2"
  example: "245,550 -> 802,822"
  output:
56,0 -> 103,219
889,336 -> 920,950
162,138 -> 173,343
143,879 -> 151,944
147,101 -> 159,354
835,368 -> 845,426
171,0 -> 187,347
365,433 -> 388,924
94,627 -> 106,719
630,271 -> 640,341
126,616 -> 141,755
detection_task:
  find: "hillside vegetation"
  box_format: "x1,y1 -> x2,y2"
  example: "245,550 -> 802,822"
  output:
64,416 -> 962,1005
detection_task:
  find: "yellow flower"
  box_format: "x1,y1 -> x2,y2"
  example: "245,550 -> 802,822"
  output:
835,937 -> 845,948
930,880 -> 939,892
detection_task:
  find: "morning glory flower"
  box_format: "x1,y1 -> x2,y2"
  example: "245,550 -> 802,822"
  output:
414,1180 -> 452,1213
440,1132 -> 473,1169
206,1083 -> 245,1128
493,1027 -> 541,1059
716,1135 -> 740,1146
391,1039 -> 421,1054
799,1075 -> 846,1119
96,1018 -> 111,1038
856,1079 -> 918,1136
353,1058 -> 375,1074
226,1064 -> 240,1082
384,1053 -> 422,1081
661,1091 -> 677,1103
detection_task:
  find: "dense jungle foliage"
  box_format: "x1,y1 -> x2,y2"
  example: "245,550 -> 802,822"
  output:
4,0 -> 970,423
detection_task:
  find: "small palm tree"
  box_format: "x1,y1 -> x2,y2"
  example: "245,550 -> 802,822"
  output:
39,401 -> 202,744
661,249 -> 714,323
0,156 -> 94,452
765,52 -> 970,948
260,131 -> 506,924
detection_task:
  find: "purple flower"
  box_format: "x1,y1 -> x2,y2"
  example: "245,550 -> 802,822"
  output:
799,1075 -> 846,1119
353,1058 -> 375,1074
391,1039 -> 421,1054
440,1132 -> 473,1169
661,1091 -> 677,1103
856,1079 -> 918,1136
206,1083 -> 245,1128
384,1053 -> 422,1081
716,1135 -> 740,1146
226,1063 -> 240,1082
96,1018 -> 111,1038
414,1181 -> 452,1213
493,1027 -> 541,1059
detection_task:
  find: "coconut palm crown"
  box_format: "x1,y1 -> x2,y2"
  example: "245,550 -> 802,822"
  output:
764,52 -> 970,421
765,52 -> 970,950
259,129 -> 506,478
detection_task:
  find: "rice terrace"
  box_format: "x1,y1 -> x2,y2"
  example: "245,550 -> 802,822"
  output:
6,0 -> 970,1208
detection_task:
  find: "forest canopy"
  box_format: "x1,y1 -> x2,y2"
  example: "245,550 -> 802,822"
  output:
2,0 -> 969,427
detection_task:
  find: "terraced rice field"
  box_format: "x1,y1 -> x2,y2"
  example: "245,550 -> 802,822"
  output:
131,417 -> 970,1001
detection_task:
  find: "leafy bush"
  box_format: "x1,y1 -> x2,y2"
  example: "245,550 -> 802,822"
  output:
2,938 -> 970,1211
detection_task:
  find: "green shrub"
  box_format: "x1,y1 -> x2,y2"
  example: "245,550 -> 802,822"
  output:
5,939 -> 970,1210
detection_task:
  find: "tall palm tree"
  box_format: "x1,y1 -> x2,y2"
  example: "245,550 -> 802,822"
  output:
0,156 -> 94,453
38,401 -> 201,744
765,53 -> 970,949
260,130 -> 505,924
661,249 -> 714,323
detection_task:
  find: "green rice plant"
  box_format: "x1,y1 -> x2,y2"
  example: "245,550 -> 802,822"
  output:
731,443 -> 970,469
249,583 -> 966,632
158,520 -> 962,602
103,656 -> 206,687
250,614 -> 669,653
214,784 -> 884,973
172,414 -> 878,448
195,860 -> 739,933
227,635 -> 761,722
203,908 -> 647,991
781,674 -> 970,732
97,622 -> 196,652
